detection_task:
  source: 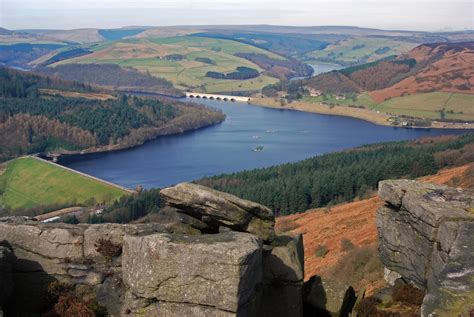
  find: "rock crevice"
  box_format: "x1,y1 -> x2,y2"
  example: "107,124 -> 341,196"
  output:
377,180 -> 474,317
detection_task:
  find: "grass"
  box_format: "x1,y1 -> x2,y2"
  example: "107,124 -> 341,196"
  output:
375,92 -> 474,121
306,37 -> 418,65
326,243 -> 384,292
0,157 -> 129,212
52,36 -> 281,93
302,92 -> 378,108
303,92 -> 474,122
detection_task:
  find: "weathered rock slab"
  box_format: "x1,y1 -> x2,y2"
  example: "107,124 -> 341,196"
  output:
0,222 -> 84,260
128,302 -> 236,317
304,275 -> 355,316
160,183 -> 275,241
259,234 -> 304,317
263,234 -> 304,283
377,180 -> 474,317
122,231 -> 262,313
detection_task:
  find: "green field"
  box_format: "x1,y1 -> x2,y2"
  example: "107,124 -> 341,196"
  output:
0,157 -> 129,213
52,36 -> 280,93
375,92 -> 474,121
302,92 -> 377,108
303,91 -> 474,122
305,37 -> 418,65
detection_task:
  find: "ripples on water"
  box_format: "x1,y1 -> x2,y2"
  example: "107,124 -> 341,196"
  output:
64,99 -> 467,189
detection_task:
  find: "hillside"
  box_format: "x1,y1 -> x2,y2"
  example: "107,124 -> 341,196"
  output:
21,28 -> 105,43
305,36 -> 419,66
0,67 -> 225,162
197,134 -> 474,215
37,63 -> 181,96
266,42 -> 474,125
369,42 -> 474,102
41,37 -> 285,94
0,28 -> 65,44
305,42 -> 473,97
0,156 -> 129,215
275,162 -> 474,291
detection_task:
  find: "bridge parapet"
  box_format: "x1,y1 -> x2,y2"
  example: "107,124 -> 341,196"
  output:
185,92 -> 250,102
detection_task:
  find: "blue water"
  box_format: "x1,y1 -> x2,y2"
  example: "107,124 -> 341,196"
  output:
63,99 -> 467,189
291,62 -> 342,80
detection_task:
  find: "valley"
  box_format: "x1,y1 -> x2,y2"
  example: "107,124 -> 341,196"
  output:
0,18 -> 473,317
62,98 -> 468,190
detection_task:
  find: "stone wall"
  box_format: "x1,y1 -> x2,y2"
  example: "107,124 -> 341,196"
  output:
377,180 -> 474,317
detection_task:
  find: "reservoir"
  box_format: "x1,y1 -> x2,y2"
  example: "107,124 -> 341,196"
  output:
64,99 -> 468,189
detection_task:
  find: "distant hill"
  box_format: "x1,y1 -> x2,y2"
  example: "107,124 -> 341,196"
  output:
43,36 -> 283,94
37,63 -> 181,96
0,28 -> 65,45
0,28 -> 12,36
20,28 -> 105,43
305,42 -> 473,97
369,42 -> 474,102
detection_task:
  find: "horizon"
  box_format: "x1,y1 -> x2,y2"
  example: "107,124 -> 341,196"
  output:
1,0 -> 472,32
4,23 -> 474,33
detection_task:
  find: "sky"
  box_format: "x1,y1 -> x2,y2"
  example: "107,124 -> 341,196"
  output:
1,0 -> 473,31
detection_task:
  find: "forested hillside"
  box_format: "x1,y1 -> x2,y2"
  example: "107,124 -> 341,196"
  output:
0,67 -> 225,162
88,134 -> 474,224
0,67 -> 92,98
38,64 -> 181,96
302,57 -> 417,94
302,42 -> 473,97
197,134 -> 474,214
235,53 -> 314,79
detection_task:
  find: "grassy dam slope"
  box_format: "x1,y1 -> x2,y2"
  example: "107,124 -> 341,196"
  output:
0,157 -> 130,213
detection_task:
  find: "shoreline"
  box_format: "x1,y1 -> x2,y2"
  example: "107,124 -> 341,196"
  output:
249,98 -> 474,130
51,116 -> 225,164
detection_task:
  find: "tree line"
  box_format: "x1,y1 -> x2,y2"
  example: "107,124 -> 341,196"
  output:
0,67 -> 225,162
206,66 -> 259,80
88,134 -> 473,224
0,67 -> 92,99
197,134 -> 474,215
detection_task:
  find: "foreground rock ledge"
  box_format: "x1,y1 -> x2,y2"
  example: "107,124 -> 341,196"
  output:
377,180 -> 474,317
123,232 -> 262,314
160,182 -> 276,242
0,214 -> 302,315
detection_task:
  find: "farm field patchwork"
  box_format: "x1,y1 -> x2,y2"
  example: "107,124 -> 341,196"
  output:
305,37 -> 418,65
50,36 -> 281,93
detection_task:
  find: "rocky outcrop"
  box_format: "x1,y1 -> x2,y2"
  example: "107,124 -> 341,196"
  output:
160,183 -> 276,242
0,184 -> 303,316
0,218 -> 197,315
0,245 -> 14,316
259,234 -> 304,316
303,276 -> 356,317
123,232 -> 262,316
377,180 -> 474,316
